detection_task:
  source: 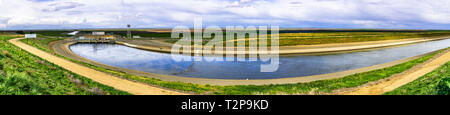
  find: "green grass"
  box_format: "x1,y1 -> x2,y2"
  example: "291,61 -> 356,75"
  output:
274,32 -> 450,46
384,61 -> 450,95
20,35 -> 448,95
0,35 -> 130,95
21,37 -> 217,93
29,31 -> 72,37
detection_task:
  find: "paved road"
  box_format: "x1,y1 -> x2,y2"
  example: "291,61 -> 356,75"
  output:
9,38 -> 187,95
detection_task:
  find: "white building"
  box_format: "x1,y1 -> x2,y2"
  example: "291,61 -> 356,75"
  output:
25,34 -> 37,38
68,31 -> 79,35
92,31 -> 105,35
133,36 -> 141,38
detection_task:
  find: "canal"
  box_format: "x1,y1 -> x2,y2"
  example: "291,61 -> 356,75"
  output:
69,38 -> 450,79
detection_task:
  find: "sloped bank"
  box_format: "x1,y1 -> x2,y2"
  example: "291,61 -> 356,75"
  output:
340,49 -> 450,95
1,36 -> 129,95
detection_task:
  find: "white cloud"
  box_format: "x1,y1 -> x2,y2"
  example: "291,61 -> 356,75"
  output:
42,2 -> 84,12
0,0 -> 450,29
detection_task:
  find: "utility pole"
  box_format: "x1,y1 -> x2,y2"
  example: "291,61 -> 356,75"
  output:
127,24 -> 131,39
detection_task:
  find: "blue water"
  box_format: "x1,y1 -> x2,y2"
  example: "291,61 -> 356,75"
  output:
70,38 -> 450,79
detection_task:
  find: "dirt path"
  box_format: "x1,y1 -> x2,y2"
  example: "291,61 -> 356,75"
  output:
9,38 -> 187,95
341,49 -> 450,95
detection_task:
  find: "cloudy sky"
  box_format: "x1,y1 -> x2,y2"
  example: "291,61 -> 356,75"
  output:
0,0 -> 450,30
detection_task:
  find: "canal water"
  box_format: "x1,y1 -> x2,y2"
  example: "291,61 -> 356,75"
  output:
70,38 -> 450,79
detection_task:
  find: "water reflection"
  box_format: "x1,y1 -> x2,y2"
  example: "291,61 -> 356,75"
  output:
70,38 -> 450,79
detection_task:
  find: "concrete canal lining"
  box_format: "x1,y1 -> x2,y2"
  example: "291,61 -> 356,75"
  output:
50,37 -> 450,85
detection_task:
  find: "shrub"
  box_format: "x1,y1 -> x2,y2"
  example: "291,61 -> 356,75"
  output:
437,77 -> 450,95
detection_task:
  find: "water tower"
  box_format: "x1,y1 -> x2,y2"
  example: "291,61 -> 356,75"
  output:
127,24 -> 131,39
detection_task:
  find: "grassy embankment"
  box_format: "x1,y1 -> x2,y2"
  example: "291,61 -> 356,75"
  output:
131,31 -> 450,47
385,61 -> 450,95
275,31 -> 450,46
0,35 -> 129,95
20,33 -> 449,95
